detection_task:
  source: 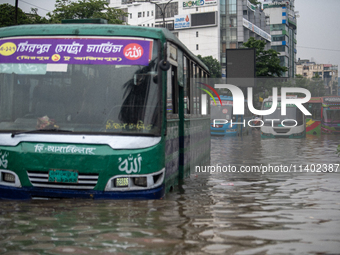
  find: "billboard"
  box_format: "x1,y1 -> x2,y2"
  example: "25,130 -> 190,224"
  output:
183,0 -> 217,8
174,15 -> 190,29
226,48 -> 255,87
174,12 -> 217,30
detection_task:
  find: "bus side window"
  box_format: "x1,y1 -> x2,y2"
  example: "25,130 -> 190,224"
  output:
167,66 -> 173,114
313,104 -> 321,120
183,56 -> 189,114
171,66 -> 179,114
167,65 -> 179,117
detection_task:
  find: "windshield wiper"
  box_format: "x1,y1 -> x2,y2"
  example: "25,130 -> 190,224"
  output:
11,128 -> 73,138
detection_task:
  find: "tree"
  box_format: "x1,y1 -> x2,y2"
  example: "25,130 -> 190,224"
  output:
0,4 -> 49,27
28,8 -> 49,24
243,37 -> 288,77
248,0 -> 260,5
47,0 -> 127,24
0,3 -> 31,27
197,55 -> 222,78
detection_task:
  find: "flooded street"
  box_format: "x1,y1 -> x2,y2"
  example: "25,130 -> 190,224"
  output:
1,132 -> 340,254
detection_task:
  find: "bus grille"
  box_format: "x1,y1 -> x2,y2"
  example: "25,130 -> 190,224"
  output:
27,171 -> 98,190
273,128 -> 290,133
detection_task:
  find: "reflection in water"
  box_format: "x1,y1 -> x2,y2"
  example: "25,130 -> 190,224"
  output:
0,134 -> 339,254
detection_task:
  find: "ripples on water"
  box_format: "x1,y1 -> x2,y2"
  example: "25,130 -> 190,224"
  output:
0,133 -> 339,254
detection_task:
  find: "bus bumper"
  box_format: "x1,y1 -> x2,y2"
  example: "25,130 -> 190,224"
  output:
0,184 -> 165,200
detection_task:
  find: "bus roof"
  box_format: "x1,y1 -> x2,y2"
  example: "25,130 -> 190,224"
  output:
308,97 -> 322,103
322,96 -> 340,105
263,95 -> 297,102
0,24 -> 209,72
211,95 -> 233,101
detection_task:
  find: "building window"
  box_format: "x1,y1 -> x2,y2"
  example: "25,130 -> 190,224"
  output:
196,44 -> 199,50
138,12 -> 142,18
196,31 -> 199,37
155,2 -> 178,19
129,13 -> 132,19
151,10 -> 154,16
147,11 -> 149,17
143,12 -> 145,17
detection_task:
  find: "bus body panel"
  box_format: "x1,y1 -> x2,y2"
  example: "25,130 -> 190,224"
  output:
305,96 -> 340,135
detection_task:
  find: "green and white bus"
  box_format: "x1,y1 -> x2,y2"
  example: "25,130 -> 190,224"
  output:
0,21 -> 210,199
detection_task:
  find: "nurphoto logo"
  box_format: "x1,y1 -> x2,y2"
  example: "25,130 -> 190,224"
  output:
199,81 -> 312,128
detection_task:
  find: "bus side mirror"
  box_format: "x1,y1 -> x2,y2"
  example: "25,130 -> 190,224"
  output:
159,43 -> 170,71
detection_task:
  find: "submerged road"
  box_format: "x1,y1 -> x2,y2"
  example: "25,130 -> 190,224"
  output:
0,132 -> 339,254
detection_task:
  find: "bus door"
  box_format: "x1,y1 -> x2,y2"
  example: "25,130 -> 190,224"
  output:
165,56 -> 181,189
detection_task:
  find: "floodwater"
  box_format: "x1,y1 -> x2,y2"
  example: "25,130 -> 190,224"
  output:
1,132 -> 340,255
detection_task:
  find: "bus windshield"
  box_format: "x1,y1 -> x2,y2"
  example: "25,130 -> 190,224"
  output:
323,108 -> 340,123
211,105 -> 233,121
263,103 -> 304,126
0,37 -> 160,136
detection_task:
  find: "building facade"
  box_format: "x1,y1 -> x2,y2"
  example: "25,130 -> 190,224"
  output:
296,59 -> 339,96
263,0 -> 297,77
220,0 -> 271,77
109,0 -> 275,77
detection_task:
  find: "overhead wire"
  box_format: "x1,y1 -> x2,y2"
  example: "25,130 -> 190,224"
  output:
19,0 -> 52,12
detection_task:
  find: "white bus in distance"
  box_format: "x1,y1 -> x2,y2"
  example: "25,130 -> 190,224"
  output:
260,96 -> 306,138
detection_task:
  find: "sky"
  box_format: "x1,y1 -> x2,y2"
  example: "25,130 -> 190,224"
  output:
1,0 -> 340,70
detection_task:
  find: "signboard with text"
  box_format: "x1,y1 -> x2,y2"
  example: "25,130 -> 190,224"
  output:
174,15 -> 191,29
183,0 -> 217,8
0,37 -> 153,66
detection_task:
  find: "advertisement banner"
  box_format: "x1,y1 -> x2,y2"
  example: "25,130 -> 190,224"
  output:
183,0 -> 217,8
174,15 -> 191,29
0,37 -> 153,66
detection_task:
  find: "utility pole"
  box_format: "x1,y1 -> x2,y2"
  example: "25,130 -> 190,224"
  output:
150,0 -> 174,28
15,0 -> 19,25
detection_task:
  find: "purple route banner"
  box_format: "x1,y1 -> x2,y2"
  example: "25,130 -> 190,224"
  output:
0,37 -> 153,66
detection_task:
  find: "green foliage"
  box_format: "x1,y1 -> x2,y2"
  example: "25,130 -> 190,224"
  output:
0,4 -> 48,27
47,0 -> 127,24
243,37 -> 288,77
28,8 -> 49,24
197,55 -> 221,78
253,76 -> 327,109
296,76 -> 326,97
0,3 -> 31,27
248,0 -> 260,5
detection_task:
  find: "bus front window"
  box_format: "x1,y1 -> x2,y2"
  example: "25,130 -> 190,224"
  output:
323,109 -> 340,123
0,41 -> 160,136
211,105 -> 233,121
263,106 -> 304,126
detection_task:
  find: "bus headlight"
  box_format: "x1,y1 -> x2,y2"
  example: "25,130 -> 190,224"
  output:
105,168 -> 164,191
0,170 -> 21,187
133,177 -> 147,187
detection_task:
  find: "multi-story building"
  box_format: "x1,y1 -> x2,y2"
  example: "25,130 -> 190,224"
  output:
109,0 -> 273,77
263,0 -> 297,77
296,59 -> 339,95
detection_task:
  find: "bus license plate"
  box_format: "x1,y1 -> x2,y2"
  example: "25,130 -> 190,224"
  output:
48,169 -> 78,183
116,177 -> 129,187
